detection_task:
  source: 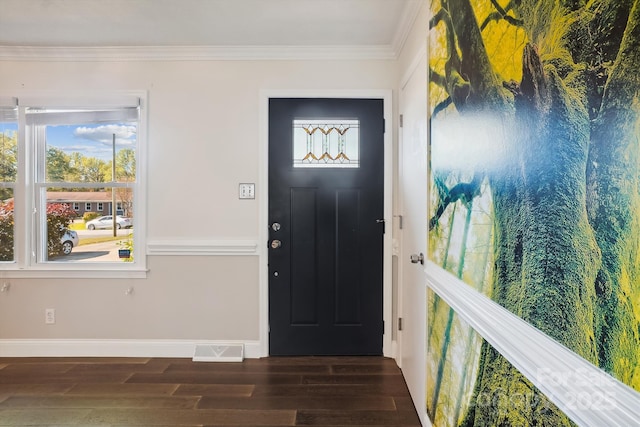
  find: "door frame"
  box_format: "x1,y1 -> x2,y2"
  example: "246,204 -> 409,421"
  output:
397,47 -> 429,426
258,89 -> 394,357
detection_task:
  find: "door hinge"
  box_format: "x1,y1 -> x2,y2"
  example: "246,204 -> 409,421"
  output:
383,118 -> 386,133
398,317 -> 403,331
376,219 -> 385,234
399,114 -> 404,128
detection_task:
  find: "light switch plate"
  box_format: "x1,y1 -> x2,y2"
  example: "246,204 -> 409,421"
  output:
239,183 -> 255,199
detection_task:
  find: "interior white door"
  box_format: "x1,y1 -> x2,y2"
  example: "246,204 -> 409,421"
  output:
399,52 -> 429,425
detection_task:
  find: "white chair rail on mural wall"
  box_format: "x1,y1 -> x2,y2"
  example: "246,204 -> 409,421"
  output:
425,261 -> 640,427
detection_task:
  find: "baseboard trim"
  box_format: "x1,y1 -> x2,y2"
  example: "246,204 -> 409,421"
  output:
0,339 -> 262,359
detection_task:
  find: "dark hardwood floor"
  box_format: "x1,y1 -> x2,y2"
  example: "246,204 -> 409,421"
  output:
0,356 -> 421,426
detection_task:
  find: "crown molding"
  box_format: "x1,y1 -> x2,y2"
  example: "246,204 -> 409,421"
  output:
0,44 -> 398,62
391,0 -> 424,56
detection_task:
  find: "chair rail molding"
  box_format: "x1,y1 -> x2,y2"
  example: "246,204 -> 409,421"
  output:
146,239 -> 258,256
425,261 -> 640,427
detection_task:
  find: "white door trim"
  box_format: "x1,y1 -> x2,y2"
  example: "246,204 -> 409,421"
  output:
397,47 -> 429,426
258,89 -> 394,357
396,43 -> 427,369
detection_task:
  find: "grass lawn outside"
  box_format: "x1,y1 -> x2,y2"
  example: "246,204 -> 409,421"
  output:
80,235 -> 132,246
69,220 -> 85,231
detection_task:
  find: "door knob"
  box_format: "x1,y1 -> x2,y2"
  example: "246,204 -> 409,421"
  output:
271,239 -> 282,249
410,253 -> 424,265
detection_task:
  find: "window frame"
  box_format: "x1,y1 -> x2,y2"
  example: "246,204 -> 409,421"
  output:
0,99 -> 18,264
0,91 -> 148,278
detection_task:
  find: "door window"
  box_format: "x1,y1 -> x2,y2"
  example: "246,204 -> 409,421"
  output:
293,119 -> 359,168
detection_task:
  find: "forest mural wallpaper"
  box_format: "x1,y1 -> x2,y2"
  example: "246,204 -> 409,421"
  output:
428,0 -> 640,425
427,295 -> 562,426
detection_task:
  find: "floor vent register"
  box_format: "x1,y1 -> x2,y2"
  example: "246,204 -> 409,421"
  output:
192,344 -> 244,362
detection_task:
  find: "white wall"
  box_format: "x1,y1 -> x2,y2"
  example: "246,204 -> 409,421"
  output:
0,58 -> 398,355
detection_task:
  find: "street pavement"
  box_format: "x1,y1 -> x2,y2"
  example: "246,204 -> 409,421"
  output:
63,229 -> 133,262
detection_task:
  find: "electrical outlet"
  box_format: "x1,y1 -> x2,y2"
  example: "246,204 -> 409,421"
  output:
45,308 -> 55,324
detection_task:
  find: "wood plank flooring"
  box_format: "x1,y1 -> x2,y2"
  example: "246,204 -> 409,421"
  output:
0,356 -> 421,426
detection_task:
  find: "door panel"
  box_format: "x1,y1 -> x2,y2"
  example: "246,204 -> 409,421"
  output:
335,188 -> 361,325
269,98 -> 384,356
290,188 -> 318,325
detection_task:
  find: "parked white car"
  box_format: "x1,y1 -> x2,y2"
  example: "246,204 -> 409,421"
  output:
86,215 -> 133,230
60,230 -> 79,255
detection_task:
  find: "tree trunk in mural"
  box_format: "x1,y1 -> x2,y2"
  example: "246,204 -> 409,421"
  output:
428,203 -> 457,345
432,202 -> 471,413
432,203 -> 472,419
430,0 -> 640,424
585,0 -> 640,385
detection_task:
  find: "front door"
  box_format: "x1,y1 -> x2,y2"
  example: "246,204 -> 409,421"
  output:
268,98 -> 384,356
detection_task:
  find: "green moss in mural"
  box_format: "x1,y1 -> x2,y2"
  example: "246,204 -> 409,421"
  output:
428,0 -> 640,424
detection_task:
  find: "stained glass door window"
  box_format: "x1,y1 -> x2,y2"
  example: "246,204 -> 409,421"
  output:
293,119 -> 359,168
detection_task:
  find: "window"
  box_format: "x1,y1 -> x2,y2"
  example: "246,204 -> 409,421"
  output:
0,93 -> 147,277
